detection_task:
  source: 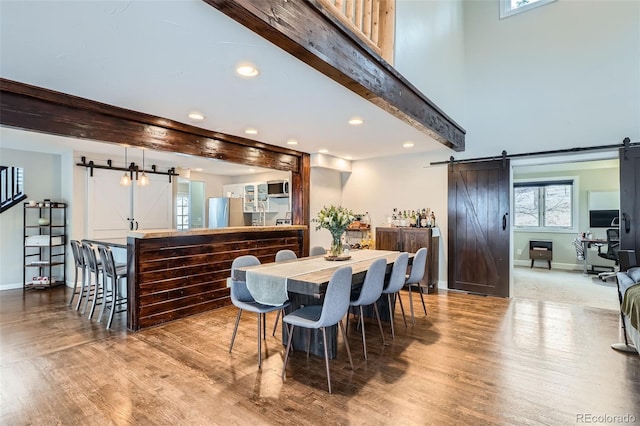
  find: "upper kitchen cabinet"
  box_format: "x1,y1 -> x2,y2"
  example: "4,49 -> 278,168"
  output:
241,182 -> 270,213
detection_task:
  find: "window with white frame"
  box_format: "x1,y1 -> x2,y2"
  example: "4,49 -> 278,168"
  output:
500,0 -> 556,19
514,179 -> 575,230
176,195 -> 189,230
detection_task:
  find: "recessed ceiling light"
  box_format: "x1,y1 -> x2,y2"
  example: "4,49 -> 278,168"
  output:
236,64 -> 259,77
345,156 -> 352,160
245,128 -> 258,135
248,168 -> 255,172
403,141 -> 415,148
287,139 -> 298,145
348,117 -> 364,125
188,112 -> 204,120
319,149 -> 329,154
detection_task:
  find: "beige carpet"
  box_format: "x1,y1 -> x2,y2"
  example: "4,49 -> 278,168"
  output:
512,266 -> 619,311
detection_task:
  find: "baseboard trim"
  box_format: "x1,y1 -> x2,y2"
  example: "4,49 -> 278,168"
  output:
514,259 -> 583,271
1,281 -> 72,292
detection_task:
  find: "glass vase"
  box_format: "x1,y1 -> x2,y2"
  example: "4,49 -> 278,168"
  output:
329,231 -> 344,257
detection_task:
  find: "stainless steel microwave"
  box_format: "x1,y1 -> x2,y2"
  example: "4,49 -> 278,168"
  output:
267,180 -> 289,197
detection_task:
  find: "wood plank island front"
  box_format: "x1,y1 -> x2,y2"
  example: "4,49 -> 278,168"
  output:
125,226 -> 306,331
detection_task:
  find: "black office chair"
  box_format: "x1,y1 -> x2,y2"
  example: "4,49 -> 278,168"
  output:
597,228 -> 620,281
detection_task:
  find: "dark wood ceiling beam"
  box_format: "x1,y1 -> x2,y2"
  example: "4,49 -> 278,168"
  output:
0,78 -> 301,172
204,0 -> 465,152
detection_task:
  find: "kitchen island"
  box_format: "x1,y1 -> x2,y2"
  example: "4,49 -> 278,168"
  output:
123,226 -> 306,331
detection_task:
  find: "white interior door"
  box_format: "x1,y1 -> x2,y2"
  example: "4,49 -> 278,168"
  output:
86,168 -> 132,239
133,173 -> 173,230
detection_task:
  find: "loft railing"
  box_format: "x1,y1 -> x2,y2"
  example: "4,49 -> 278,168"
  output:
0,166 -> 27,213
318,0 -> 395,63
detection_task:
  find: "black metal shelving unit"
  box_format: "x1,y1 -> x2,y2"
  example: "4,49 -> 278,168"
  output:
23,201 -> 67,290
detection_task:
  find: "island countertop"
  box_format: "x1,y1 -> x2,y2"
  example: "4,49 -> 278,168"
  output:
128,225 -> 307,239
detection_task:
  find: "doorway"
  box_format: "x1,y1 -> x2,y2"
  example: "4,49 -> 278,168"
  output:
176,178 -> 205,230
510,151 -> 621,308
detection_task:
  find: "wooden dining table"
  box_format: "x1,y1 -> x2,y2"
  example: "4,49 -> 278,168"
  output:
234,249 -> 412,358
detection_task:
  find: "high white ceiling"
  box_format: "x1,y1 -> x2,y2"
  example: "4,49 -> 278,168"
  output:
0,0 -> 446,175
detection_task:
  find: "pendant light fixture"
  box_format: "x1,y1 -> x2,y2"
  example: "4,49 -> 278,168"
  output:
119,146 -> 131,186
138,148 -> 150,186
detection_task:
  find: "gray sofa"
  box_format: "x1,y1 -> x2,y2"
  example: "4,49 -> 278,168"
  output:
616,267 -> 640,354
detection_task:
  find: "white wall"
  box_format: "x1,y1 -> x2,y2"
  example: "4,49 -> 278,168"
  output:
341,153 -> 449,282
0,148 -> 63,289
462,0 -> 640,157
310,167 -> 344,249
395,0 -> 466,122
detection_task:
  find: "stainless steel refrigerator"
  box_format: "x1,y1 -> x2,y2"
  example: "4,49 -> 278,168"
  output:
208,197 -> 247,228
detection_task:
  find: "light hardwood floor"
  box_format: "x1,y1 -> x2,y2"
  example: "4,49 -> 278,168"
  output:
1,287 -> 638,425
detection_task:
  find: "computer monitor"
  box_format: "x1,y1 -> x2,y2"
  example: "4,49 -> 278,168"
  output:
589,209 -> 619,228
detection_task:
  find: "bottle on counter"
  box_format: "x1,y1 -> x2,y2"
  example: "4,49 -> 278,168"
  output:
430,211 -> 436,228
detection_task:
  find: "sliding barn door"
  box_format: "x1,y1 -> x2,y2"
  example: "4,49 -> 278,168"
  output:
448,160 -> 510,297
86,168 -> 132,239
133,173 -> 173,231
619,145 -> 640,265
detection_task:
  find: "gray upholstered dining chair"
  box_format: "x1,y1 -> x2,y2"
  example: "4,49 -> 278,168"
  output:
382,252 -> 409,339
281,266 -> 354,394
309,246 -> 326,256
348,257 -> 387,360
275,249 -> 297,262
271,249 -> 298,336
97,245 -> 128,329
229,255 -> 289,369
405,247 -> 428,324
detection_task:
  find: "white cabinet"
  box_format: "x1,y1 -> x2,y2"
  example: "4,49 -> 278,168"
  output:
241,182 -> 270,213
87,168 -> 173,239
243,183 -> 256,212
257,183 -> 269,212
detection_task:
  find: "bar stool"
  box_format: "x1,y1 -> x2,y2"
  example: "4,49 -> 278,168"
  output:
68,240 -> 87,309
97,245 -> 128,329
81,241 -> 104,319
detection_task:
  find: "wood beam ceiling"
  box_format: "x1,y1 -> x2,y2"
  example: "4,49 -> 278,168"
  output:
204,0 -> 465,152
0,78 -> 302,172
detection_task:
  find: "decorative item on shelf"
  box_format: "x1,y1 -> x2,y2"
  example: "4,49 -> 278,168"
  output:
38,218 -> 50,225
314,204 -> 355,258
